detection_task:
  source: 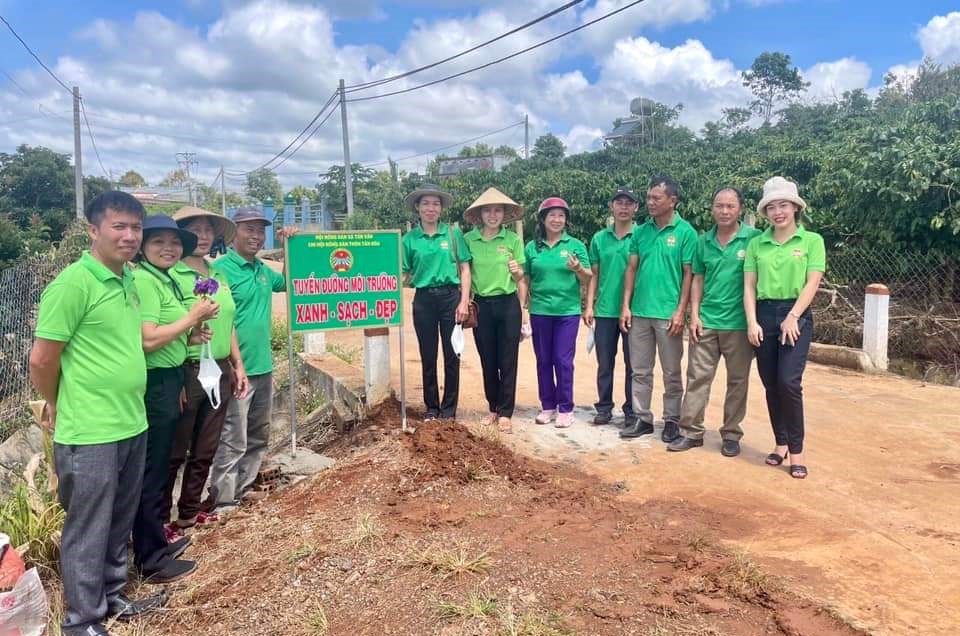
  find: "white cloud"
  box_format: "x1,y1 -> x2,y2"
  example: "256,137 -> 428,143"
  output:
579,0 -> 713,51
803,57 -> 872,101
917,11 -> 960,65
559,125 -> 604,154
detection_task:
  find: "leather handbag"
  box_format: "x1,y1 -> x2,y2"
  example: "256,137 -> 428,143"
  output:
448,224 -> 479,329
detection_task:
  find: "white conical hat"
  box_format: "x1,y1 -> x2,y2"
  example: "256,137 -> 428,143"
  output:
463,187 -> 523,225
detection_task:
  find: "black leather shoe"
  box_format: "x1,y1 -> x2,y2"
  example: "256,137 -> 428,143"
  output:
661,421 -> 681,443
592,412 -> 612,425
721,440 -> 741,457
64,624 -> 112,636
107,592 -> 168,621
143,559 -> 197,584
166,535 -> 191,560
666,436 -> 704,452
620,420 -> 654,438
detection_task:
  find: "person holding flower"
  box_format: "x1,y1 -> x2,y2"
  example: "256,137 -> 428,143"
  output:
162,207 -> 248,537
131,215 -> 219,583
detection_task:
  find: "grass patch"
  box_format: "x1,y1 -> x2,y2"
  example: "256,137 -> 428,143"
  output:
497,605 -> 573,636
305,604 -> 329,635
0,452 -> 64,574
437,590 -> 499,620
286,544 -> 316,564
326,343 -> 361,365
342,512 -> 385,549
409,541 -> 493,579
721,552 -> 779,599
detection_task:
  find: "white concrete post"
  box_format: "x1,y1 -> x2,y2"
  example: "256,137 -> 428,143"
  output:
363,327 -> 392,406
863,283 -> 889,371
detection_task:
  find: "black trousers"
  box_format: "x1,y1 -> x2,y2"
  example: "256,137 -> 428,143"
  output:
132,365 -> 184,574
473,293 -> 522,418
412,286 -> 460,417
593,316 -> 634,417
754,300 -> 813,455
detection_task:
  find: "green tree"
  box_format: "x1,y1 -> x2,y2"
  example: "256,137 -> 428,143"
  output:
532,133 -> 565,161
287,185 -> 320,203
118,170 -> 146,187
245,168 -> 283,205
0,215 -> 23,267
83,176 -> 112,203
458,143 -> 495,158
159,168 -> 190,187
0,145 -> 74,241
742,52 -> 809,123
494,144 -> 519,158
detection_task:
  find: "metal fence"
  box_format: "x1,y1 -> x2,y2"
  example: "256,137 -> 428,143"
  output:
0,226 -> 86,441
816,247 -> 960,382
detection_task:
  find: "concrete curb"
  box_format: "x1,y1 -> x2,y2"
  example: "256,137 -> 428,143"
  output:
809,342 -> 881,373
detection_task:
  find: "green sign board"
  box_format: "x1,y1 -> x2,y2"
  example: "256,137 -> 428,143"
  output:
285,230 -> 403,332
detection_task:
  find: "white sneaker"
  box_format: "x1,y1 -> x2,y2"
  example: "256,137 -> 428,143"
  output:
554,412 -> 574,428
534,409 -> 556,425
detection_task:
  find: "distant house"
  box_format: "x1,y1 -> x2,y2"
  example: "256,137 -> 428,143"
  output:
120,186 -> 191,204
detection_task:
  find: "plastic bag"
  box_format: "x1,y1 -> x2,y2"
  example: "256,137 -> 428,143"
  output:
0,567 -> 47,636
450,324 -> 465,357
198,341 -> 222,409
585,326 -> 595,354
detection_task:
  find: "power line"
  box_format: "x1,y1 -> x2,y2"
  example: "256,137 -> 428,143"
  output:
268,106 -> 339,172
0,14 -> 72,94
346,0 -> 649,103
252,89 -> 338,172
365,120 -> 524,167
79,100 -> 110,179
344,0 -> 584,93
1,68 -> 30,96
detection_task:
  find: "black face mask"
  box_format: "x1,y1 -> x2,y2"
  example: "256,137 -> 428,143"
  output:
209,237 -> 226,257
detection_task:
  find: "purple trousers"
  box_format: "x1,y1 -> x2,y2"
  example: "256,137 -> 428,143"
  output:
530,314 -> 580,413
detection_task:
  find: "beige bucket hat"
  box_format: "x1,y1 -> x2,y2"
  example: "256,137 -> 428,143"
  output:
756,176 -> 807,216
172,206 -> 237,243
463,187 -> 523,225
404,184 -> 454,212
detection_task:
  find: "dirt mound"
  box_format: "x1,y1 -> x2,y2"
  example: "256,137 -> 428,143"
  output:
135,408 -> 869,636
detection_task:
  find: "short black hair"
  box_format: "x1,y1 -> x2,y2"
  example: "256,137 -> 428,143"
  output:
84,191 -> 146,226
712,186 -> 744,206
648,175 -> 679,200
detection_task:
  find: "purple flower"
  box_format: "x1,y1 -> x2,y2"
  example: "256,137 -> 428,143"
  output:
194,277 -> 220,297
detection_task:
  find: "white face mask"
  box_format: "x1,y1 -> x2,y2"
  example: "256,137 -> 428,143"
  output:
450,324 -> 465,357
198,341 -> 222,408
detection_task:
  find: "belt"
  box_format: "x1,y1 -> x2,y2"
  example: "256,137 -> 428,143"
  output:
417,285 -> 458,294
475,292 -> 517,302
184,357 -> 231,367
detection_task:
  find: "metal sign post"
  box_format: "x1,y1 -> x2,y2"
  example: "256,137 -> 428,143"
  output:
284,233 -> 298,457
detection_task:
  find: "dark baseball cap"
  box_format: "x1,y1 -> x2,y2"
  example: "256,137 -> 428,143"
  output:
611,186 -> 639,203
233,207 -> 272,226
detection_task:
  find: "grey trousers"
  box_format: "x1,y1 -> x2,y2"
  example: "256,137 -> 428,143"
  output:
679,329 -> 753,441
208,372 -> 273,506
628,317 -> 685,425
54,432 -> 147,632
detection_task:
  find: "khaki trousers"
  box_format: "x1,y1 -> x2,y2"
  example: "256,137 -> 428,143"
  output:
679,328 -> 753,441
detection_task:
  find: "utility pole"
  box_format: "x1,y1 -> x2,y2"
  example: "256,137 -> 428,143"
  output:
73,86 -> 83,219
176,152 -> 199,205
524,113 -> 530,160
219,165 -> 226,216
338,79 -> 355,216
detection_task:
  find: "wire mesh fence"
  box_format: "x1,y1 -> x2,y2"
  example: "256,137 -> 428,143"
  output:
816,247 -> 960,383
0,224 -> 87,442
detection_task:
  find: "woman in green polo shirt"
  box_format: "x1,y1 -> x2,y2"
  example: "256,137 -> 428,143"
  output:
463,188 -> 527,434
524,197 -> 592,429
744,177 -> 826,480
131,215 -> 220,582
402,184 -> 472,421
163,207 -> 249,536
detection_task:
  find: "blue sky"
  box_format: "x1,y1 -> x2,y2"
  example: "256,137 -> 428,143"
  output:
1,1 -> 958,187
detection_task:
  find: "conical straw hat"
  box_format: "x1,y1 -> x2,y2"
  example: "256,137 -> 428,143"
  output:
463,187 -> 523,226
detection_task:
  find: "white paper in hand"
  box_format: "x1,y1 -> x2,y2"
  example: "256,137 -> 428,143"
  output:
451,324 -> 465,357
520,322 -> 533,341
198,341 -> 223,408
585,326 -> 595,353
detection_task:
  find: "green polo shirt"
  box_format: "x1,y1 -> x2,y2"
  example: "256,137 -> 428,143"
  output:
629,213 -> 698,320
170,260 -> 236,360
133,262 -> 190,370
402,223 -> 471,288
693,224 -> 762,330
213,249 -> 286,376
34,251 -> 147,445
744,226 -> 826,300
464,227 -> 525,296
523,233 -> 590,316
589,223 -> 635,318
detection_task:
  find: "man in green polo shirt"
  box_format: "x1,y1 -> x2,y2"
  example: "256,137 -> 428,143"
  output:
30,191 -> 165,636
619,176 -> 698,442
668,188 -> 761,456
584,187 -> 639,427
208,207 -> 295,510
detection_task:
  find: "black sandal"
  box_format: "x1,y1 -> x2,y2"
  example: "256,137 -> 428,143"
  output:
790,465 -> 808,479
765,452 -> 787,466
